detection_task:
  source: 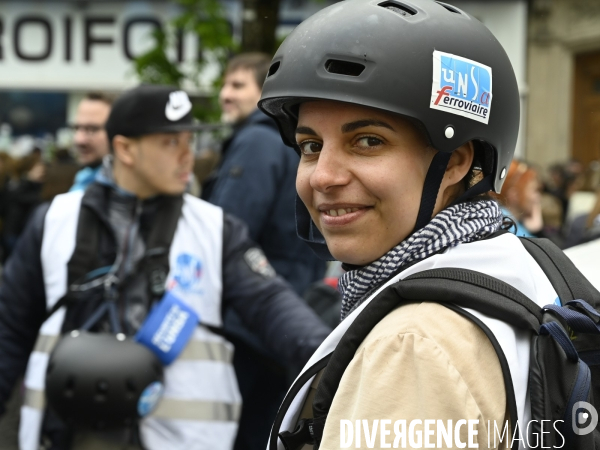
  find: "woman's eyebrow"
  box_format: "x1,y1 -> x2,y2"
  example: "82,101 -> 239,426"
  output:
341,119 -> 395,133
295,126 -> 318,136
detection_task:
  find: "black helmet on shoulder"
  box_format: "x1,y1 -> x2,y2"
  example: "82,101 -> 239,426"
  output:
258,0 -> 520,257
45,331 -> 164,429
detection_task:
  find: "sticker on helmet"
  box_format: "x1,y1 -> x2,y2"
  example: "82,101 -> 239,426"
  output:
138,381 -> 164,417
430,50 -> 492,124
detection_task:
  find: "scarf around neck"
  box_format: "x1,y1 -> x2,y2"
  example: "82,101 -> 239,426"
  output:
338,199 -> 503,320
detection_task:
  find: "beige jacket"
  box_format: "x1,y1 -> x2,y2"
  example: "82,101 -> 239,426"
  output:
320,302 -> 511,449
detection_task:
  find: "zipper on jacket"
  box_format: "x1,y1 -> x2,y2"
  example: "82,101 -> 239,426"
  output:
117,198 -> 143,335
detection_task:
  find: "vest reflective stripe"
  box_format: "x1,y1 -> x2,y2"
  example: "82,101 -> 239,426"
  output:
20,308 -> 67,448
151,398 -> 242,422
23,388 -> 45,410
21,192 -> 239,450
178,339 -> 233,363
141,420 -> 238,450
32,334 -> 60,354
272,233 -> 557,450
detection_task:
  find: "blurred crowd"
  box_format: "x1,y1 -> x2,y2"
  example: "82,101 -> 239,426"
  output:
492,157 -> 600,250
0,146 -> 79,263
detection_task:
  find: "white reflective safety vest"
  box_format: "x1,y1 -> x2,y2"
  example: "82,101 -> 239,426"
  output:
21,191 -> 241,450
271,233 -> 558,450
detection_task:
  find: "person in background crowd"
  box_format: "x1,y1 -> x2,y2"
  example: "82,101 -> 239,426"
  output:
544,159 -> 585,226
203,53 -> 327,296
1,151 -> 45,262
69,92 -> 112,192
0,152 -> 12,224
564,186 -> 600,247
0,84 -> 329,450
202,53 -> 328,450
495,159 -> 543,237
584,189 -> 600,238
41,149 -> 79,202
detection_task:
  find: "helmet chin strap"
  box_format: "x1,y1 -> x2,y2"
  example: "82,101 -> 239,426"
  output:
414,150 -> 497,233
295,195 -> 334,260
413,151 -> 452,233
453,173 -> 496,204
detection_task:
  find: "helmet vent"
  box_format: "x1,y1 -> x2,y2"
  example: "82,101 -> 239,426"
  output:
436,2 -> 463,14
324,59 -> 365,77
378,2 -> 416,17
267,61 -> 280,77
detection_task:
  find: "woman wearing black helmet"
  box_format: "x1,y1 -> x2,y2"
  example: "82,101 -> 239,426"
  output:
259,0 -> 567,449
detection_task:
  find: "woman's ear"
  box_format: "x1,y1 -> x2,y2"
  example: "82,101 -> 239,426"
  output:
445,141 -> 474,186
435,141 -> 475,212
112,136 -> 136,167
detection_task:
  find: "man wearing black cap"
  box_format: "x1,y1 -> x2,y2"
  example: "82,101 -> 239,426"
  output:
0,85 -> 330,450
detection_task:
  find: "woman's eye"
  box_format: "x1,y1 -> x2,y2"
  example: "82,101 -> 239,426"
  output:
356,136 -> 383,148
298,141 -> 322,155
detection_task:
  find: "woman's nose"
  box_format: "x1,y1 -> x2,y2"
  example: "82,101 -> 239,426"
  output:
309,146 -> 351,192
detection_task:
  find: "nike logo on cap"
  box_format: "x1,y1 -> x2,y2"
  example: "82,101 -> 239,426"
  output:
165,91 -> 192,121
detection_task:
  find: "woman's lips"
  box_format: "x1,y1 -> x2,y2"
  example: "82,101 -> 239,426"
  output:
319,206 -> 370,227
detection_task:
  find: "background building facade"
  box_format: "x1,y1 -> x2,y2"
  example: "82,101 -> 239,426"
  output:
527,0 -> 600,169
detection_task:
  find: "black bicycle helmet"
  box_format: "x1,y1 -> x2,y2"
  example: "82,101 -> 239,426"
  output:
45,331 -> 164,429
258,0 -> 520,259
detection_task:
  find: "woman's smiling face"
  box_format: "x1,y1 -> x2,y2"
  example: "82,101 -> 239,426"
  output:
295,101 -> 438,265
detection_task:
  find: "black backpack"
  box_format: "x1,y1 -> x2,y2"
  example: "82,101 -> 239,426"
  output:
274,236 -> 600,450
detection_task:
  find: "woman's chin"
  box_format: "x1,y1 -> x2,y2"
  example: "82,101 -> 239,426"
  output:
328,242 -> 382,267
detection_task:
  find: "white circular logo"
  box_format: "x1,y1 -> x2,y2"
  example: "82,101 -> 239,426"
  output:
572,401 -> 598,436
165,91 -> 192,121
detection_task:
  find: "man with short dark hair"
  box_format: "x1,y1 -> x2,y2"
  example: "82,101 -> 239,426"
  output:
0,84 -> 329,450
202,53 -> 328,450
218,53 -> 270,126
205,51 -> 327,303
70,92 -> 113,191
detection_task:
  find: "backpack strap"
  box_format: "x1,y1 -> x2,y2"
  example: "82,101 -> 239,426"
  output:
310,280 -> 406,444
394,267 -> 543,330
443,303 -> 519,450
140,195 -> 184,303
273,354 -> 332,450
66,204 -> 101,285
309,268 -> 542,450
519,237 -> 600,306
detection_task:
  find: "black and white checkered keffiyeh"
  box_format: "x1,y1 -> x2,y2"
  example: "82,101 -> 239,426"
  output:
338,199 -> 503,320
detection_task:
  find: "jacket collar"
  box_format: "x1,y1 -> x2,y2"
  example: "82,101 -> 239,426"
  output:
234,108 -> 277,131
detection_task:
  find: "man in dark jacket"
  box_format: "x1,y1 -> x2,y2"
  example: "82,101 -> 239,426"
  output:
0,85 -> 329,450
203,53 -> 326,294
202,53 -> 328,450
